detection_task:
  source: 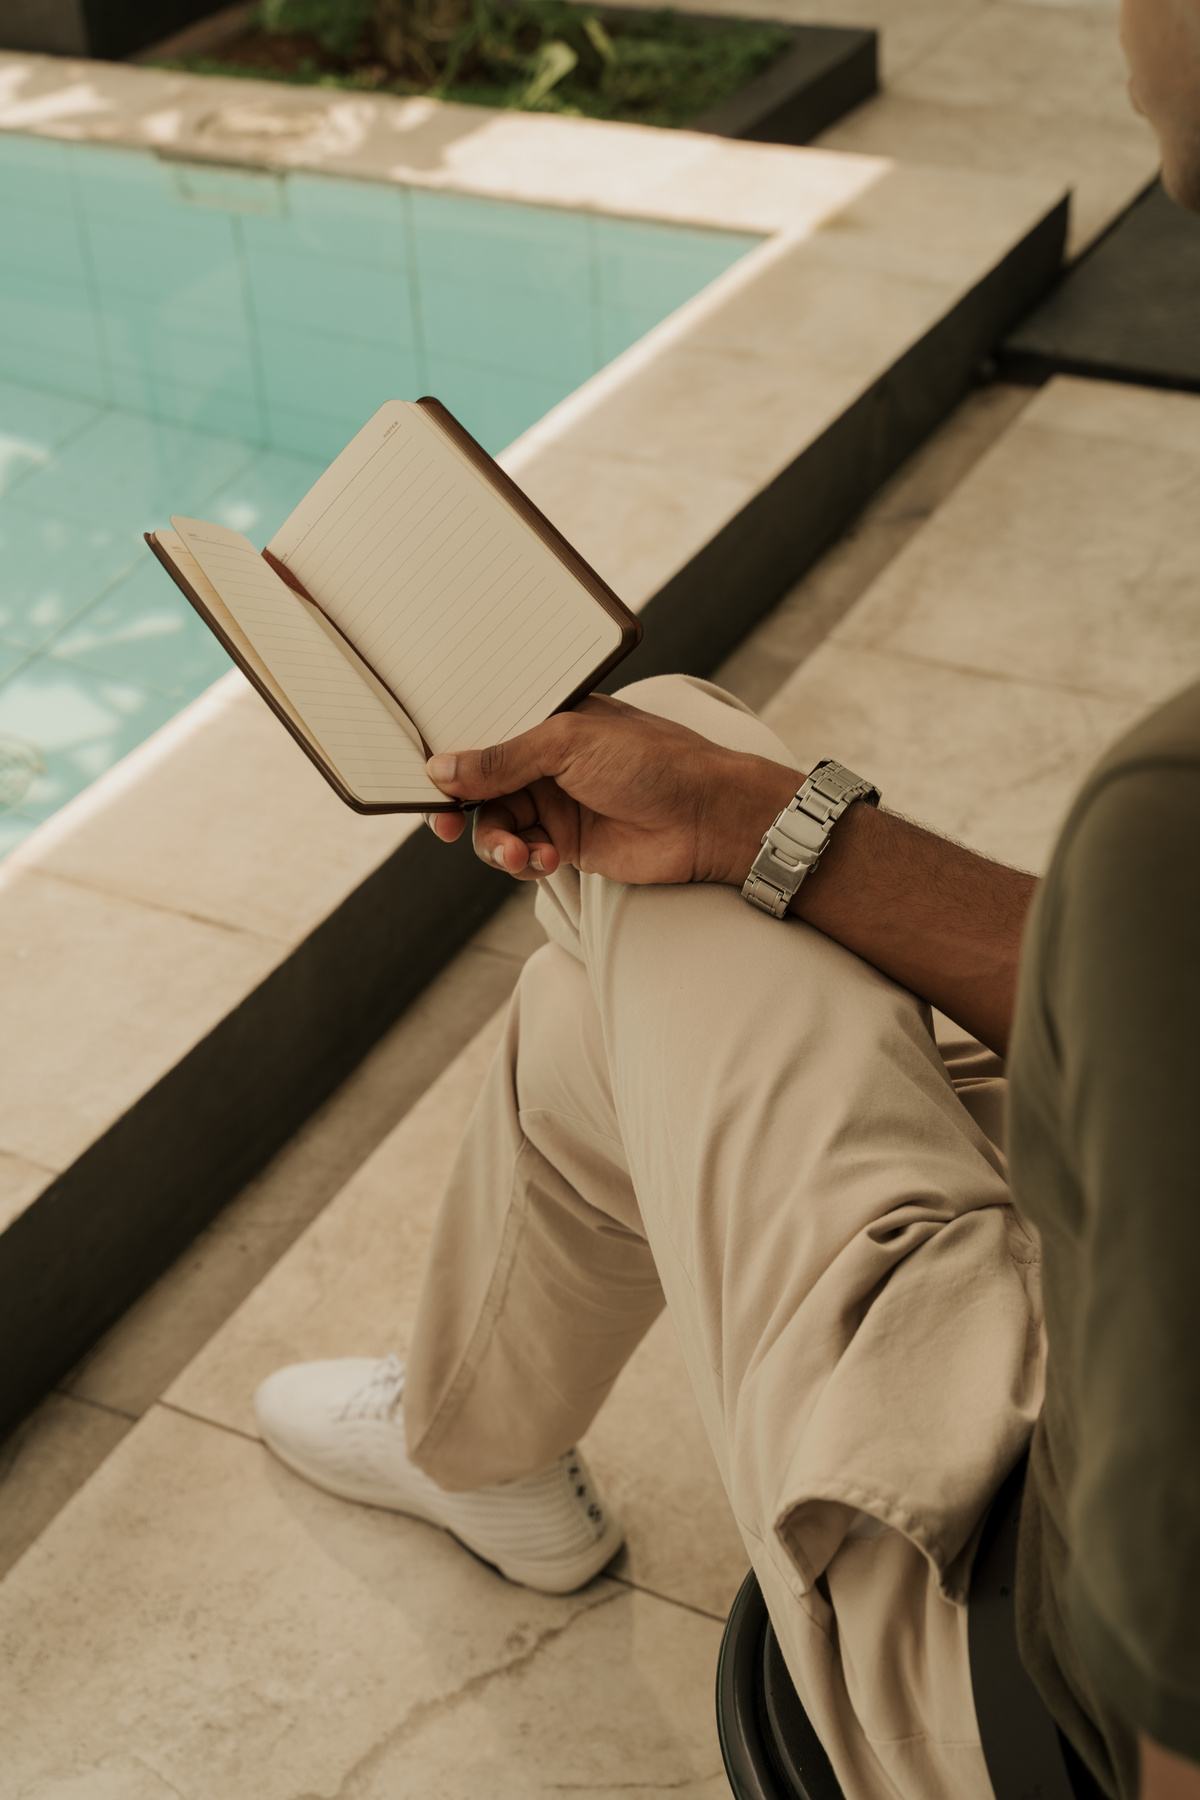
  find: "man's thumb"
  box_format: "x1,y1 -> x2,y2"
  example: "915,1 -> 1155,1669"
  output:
426,721 -> 574,799
426,737 -> 521,798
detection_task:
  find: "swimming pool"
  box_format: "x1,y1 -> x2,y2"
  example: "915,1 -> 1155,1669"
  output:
0,131 -> 758,855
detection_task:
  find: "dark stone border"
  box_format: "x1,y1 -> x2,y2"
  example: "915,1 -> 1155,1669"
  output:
686,19 -> 877,146
1000,180 -> 1200,395
0,191 -> 1067,1441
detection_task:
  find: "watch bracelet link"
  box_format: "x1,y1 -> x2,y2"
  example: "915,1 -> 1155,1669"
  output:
741,758 -> 881,920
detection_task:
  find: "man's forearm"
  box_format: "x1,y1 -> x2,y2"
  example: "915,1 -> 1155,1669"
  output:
787,800 -> 1037,1058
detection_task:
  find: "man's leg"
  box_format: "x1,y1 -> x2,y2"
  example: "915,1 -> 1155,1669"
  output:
402,937 -> 665,1489
404,675 -> 1041,1800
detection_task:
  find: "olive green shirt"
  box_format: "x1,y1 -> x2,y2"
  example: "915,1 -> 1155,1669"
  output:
1009,678 -> 1200,1799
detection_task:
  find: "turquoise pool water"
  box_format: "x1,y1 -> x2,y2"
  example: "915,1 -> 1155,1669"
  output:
0,132 -> 758,855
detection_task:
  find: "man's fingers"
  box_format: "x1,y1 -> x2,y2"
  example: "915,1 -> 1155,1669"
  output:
423,810 -> 467,843
426,716 -> 580,801
471,798 -> 559,878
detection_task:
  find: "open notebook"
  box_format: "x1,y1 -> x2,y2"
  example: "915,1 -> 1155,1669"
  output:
146,398 -> 641,811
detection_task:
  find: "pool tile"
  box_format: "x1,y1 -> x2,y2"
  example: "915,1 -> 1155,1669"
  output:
0,384 -> 105,500
206,448 -> 328,542
0,267 -> 102,363
244,243 -> 417,348
0,504 -> 147,648
67,141 -> 182,225
0,659 -> 180,820
0,192 -> 92,286
0,134 -> 76,217
264,404 -> 373,463
243,171 -> 410,266
592,215 -> 755,314
49,560 -> 233,701
14,410 -> 257,533
410,189 -> 591,292
101,287 -> 256,354
258,327 -> 422,431
107,369 -> 265,445
421,276 -> 594,385
106,315 -> 258,393
0,343 -> 110,409
86,212 -> 245,315
424,360 -> 573,455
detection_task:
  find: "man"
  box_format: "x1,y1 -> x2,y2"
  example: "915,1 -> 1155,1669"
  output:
253,0 -> 1200,1789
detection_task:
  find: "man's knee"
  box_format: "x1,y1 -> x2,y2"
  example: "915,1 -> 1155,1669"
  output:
612,673 -> 754,727
612,674 -> 799,767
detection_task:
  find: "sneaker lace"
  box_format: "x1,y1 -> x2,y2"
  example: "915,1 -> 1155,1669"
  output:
336,1354 -> 406,1421
565,1452 -> 604,1528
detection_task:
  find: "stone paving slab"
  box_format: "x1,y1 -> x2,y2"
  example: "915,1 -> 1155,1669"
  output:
0,1403 -> 726,1800
763,375 -> 1200,870
816,0 -> 1157,254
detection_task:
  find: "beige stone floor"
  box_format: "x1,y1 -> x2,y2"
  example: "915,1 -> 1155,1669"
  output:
3,375 -> 1200,1798
680,0 -> 1158,254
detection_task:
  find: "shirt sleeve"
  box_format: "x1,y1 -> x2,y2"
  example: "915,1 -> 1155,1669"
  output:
1051,762 -> 1200,1762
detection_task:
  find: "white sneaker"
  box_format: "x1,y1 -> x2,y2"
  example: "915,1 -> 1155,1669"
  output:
254,1355 -> 624,1594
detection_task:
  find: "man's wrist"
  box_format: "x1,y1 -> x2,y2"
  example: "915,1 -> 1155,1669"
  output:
711,758 -> 805,888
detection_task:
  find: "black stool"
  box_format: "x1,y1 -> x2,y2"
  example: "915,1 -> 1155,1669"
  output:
716,1460 -> 1104,1800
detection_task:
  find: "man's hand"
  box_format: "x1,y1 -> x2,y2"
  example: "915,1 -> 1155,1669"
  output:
423,694 -> 799,888
424,696 -> 1037,1056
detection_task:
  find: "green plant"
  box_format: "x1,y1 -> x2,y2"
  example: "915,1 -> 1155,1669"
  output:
251,0 -> 375,58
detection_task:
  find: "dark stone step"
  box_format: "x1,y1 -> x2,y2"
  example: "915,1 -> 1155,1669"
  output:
1001,179 -> 1200,394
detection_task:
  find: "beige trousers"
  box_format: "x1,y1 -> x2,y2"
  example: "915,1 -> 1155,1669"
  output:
404,676 -> 1045,1800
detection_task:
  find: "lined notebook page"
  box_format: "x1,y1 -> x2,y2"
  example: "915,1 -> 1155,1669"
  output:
267,401 -> 622,755
156,530 -> 311,741
171,518 -> 440,806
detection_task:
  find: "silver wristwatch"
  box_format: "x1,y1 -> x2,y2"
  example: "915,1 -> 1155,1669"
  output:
741,758 -> 880,919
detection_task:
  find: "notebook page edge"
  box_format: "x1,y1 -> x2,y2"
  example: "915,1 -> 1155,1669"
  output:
153,528 -> 323,754
264,401 -> 408,567
165,518 -> 443,811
